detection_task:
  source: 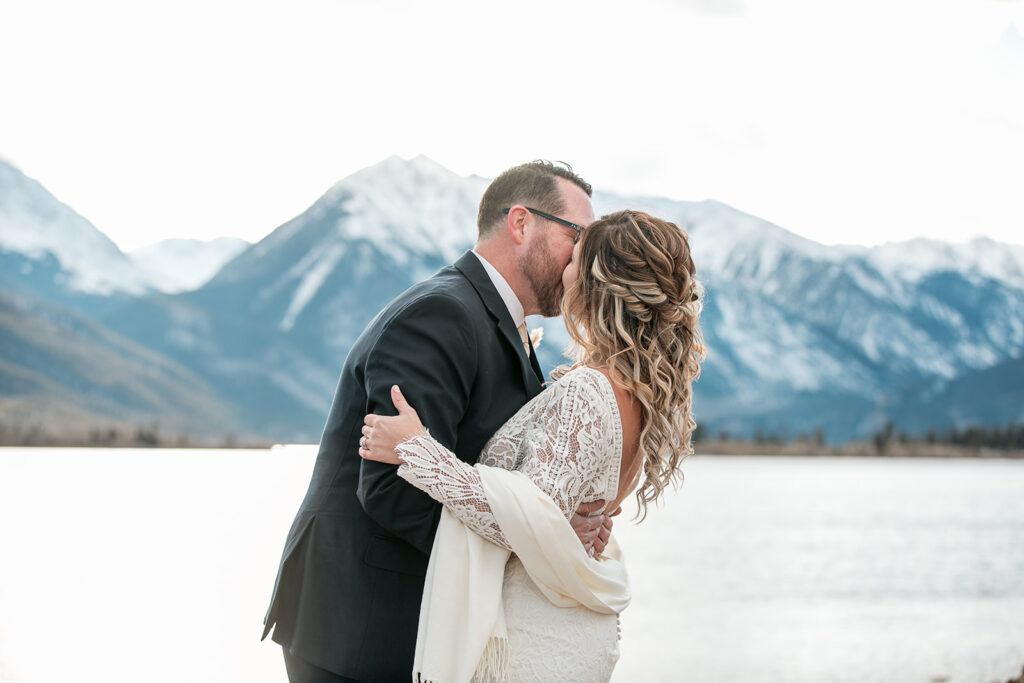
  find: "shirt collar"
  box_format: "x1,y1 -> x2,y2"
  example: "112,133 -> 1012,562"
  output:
471,250 -> 525,329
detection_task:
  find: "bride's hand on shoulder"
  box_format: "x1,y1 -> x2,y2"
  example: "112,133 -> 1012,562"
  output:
359,385 -> 426,465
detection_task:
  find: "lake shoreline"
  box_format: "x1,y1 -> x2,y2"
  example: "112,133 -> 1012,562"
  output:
694,440 -> 1024,458
1,440 -> 1022,459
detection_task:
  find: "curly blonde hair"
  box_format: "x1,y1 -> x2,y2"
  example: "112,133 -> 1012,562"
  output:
554,210 -> 705,519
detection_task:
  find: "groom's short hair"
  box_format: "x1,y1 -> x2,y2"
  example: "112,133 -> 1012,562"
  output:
477,160 -> 592,238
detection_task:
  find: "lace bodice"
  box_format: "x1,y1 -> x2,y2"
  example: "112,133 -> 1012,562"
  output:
395,366 -> 623,550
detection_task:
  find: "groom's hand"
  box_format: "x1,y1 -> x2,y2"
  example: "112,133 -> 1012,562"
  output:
571,500 -> 616,557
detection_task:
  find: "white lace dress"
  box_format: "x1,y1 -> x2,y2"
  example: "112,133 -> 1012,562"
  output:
395,366 -> 624,683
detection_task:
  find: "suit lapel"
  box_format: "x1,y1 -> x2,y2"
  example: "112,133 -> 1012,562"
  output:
453,251 -> 544,398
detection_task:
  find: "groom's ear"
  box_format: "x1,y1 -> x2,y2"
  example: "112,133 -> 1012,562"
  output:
506,205 -> 529,246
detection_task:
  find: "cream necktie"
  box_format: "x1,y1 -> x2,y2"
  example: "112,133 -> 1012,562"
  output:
516,322 -> 531,355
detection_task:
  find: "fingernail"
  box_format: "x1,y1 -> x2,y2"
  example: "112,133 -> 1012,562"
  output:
392,385 -> 400,392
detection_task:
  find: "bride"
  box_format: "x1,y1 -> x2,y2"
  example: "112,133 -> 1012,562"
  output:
359,209 -> 704,682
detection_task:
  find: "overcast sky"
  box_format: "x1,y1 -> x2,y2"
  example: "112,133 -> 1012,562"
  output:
2,0 -> 1022,251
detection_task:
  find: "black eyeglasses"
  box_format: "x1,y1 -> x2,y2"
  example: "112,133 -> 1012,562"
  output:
502,207 -> 585,244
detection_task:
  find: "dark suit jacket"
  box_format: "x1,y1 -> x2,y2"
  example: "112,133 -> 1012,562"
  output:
263,251 -> 545,682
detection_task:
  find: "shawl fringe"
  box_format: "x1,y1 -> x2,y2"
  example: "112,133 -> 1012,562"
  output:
414,635 -> 510,683
472,634 -> 510,682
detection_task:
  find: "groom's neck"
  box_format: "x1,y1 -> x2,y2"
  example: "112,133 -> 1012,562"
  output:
474,239 -> 536,317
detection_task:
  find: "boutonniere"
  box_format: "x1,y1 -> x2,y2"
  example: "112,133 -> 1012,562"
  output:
529,327 -> 544,349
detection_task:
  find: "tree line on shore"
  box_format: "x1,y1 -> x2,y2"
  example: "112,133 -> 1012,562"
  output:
2,419 -> 1022,455
0,421 -> 271,449
693,421 -> 1024,456
865,421 -> 1024,453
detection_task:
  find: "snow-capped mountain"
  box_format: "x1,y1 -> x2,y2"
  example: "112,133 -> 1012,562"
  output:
0,159 -> 153,299
862,237 -> 1024,290
129,237 -> 250,293
233,155 -> 486,274
92,157 -> 488,438
587,195 -> 1024,436
100,157 -> 1024,440
207,155 -> 486,349
3,154 -> 1022,442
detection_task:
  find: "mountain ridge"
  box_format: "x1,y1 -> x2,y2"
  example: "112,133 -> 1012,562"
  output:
0,159 -> 154,297
2,154 -> 1022,442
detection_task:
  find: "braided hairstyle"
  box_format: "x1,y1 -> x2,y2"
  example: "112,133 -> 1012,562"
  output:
554,210 -> 705,519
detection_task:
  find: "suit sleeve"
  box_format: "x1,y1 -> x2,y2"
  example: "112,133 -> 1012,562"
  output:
356,292 -> 479,555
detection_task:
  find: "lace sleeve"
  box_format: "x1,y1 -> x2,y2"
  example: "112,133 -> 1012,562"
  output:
396,435 -> 509,548
395,371 -> 619,550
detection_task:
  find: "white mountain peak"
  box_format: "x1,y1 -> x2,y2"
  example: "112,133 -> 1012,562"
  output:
314,155 -> 487,262
129,237 -> 250,293
0,159 -> 153,295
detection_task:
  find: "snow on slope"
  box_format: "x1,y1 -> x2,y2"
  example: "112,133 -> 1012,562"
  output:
594,194 -> 835,276
0,159 -> 153,295
246,155 -> 488,273
129,237 -> 250,293
226,155 -> 489,334
6,152 -> 1017,440
864,237 -> 1024,290
589,186 -> 1024,394
279,242 -> 345,331
326,155 -> 487,262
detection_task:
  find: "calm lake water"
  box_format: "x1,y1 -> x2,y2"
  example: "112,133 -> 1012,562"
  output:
0,448 -> 1021,683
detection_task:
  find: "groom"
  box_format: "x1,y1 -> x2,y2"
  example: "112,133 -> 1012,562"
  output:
263,160 -> 613,682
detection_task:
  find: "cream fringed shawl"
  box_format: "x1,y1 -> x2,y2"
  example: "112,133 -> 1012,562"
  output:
412,464 -> 631,683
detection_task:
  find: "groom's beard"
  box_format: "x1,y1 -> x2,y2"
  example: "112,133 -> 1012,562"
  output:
520,238 -> 564,318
